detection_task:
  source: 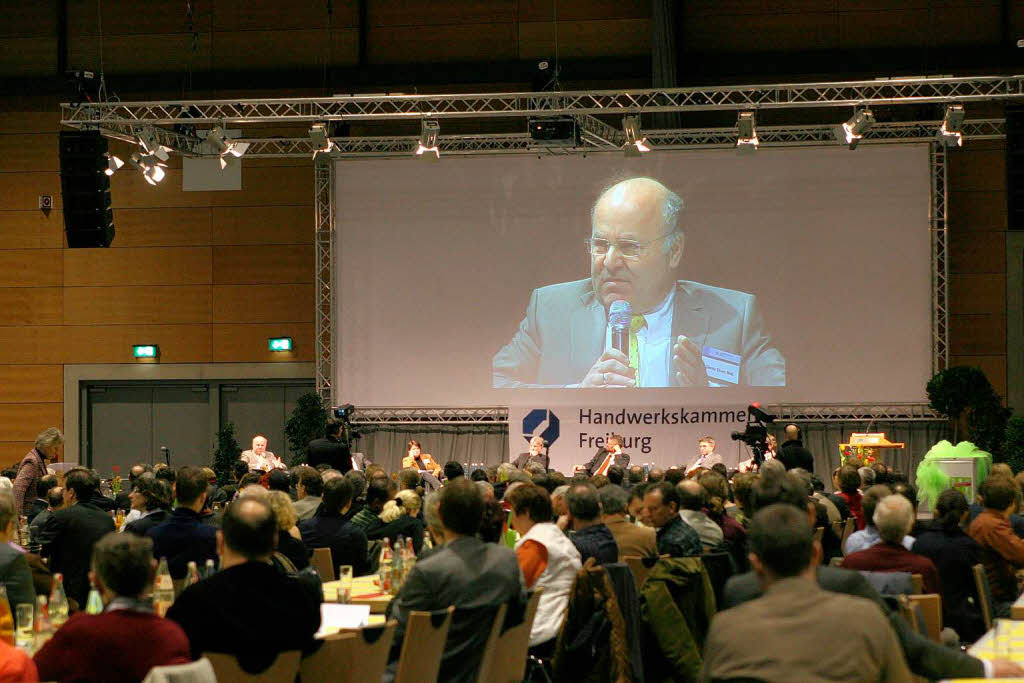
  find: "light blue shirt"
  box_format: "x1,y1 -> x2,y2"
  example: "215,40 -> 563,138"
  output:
604,291 -> 674,387
844,525 -> 914,555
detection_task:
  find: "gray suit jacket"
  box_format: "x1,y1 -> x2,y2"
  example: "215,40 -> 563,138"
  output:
493,279 -> 785,387
723,566 -> 985,681
387,536 -> 524,683
0,544 -> 35,610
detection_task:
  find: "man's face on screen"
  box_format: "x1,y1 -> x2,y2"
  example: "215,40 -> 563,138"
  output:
590,179 -> 681,313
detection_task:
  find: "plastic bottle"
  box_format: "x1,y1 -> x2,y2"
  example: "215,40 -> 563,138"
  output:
390,537 -> 403,594
203,558 -> 216,579
378,538 -> 392,593
85,579 -> 103,615
33,595 -> 50,635
0,586 -> 14,646
185,561 -> 200,586
153,557 -> 174,617
49,573 -> 69,627
17,517 -> 29,547
403,536 -> 416,580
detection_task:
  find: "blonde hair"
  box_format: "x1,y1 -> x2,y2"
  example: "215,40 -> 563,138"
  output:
267,490 -> 297,531
379,489 -> 421,523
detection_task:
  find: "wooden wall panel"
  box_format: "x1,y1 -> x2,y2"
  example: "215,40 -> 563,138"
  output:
61,324 -> 213,364
0,328 -> 64,365
0,288 -> 62,326
0,111 -> 61,136
63,286 -> 212,325
949,232 -> 1006,274
949,274 -> 1006,315
63,247 -> 212,286
0,38 -> 58,78
212,0 -> 359,30
212,323 -> 314,362
212,245 -> 312,285
518,19 -> 651,58
0,365 -> 62,403
684,13 -> 838,52
67,33 -> 214,76
112,208 -> 213,248
214,29 -> 359,71
950,354 -> 1008,397
0,444 -> 35,469
949,150 -> 1006,192
948,191 -> 1007,230
0,212 -> 64,249
213,284 -> 314,323
950,314 -> 1006,355
211,206 -> 312,246
371,1 -> 515,25
0,133 -> 59,173
518,0 -> 649,21
0,403 -> 63,442
0,250 -> 62,287
0,173 -> 62,210
371,24 -> 517,63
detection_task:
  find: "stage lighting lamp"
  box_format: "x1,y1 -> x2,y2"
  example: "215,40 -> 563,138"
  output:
416,120 -> 440,158
623,115 -> 651,157
736,111 -> 759,155
268,337 -> 293,352
206,127 -> 250,168
132,344 -> 158,359
938,104 -> 965,147
309,123 -> 335,156
834,109 -> 875,150
105,155 -> 124,176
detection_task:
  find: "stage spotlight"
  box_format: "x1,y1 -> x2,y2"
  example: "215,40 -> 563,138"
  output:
128,152 -> 166,186
415,120 -> 440,158
206,126 -> 250,169
834,109 -> 875,150
104,154 -> 124,176
138,132 -> 172,163
309,123 -> 335,156
623,115 -> 651,157
938,104 -> 965,147
736,111 -> 759,155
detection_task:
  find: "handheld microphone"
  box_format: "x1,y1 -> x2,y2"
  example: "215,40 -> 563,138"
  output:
608,300 -> 632,357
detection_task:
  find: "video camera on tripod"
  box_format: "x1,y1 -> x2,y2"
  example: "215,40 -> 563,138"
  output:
331,403 -> 361,448
730,403 -> 776,469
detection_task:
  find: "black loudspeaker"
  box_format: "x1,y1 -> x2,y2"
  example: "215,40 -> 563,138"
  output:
1007,105 -> 1024,231
59,130 -> 115,248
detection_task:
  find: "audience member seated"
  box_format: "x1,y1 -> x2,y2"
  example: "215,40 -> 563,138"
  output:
647,468 -> 665,484
146,466 -> 217,580
835,465 -> 866,530
912,489 -> 986,642
0,639 -> 37,682
28,485 -> 65,545
814,473 -> 851,521
266,490 -> 308,571
728,473 -> 756,528
676,479 -> 723,548
38,467 -> 116,606
606,465 -> 625,488
123,476 -> 172,537
700,471 -> 747,545
220,460 -> 251,501
298,476 -> 369,576
724,470 -> 1022,681
565,483 -> 618,565
34,533 -> 190,682
369,489 -> 425,554
266,469 -> 291,497
793,468 -> 839,523
599,485 -> 657,559
841,494 -> 939,594
704,504 -> 911,682
625,466 -> 645,490
643,482 -> 702,558
844,485 -> 912,555
349,481 -> 389,535
627,484 -> 648,525
443,461 -> 465,482
858,466 -> 876,491
968,475 -> 1024,609
387,479 -> 523,683
0,492 -> 35,608
25,475 -> 57,523
168,497 -> 321,673
292,466 -> 324,521
508,484 -> 582,652
343,469 -> 366,523
967,466 -> 1024,539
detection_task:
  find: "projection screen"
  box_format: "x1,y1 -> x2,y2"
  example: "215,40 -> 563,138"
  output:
334,145 -> 931,408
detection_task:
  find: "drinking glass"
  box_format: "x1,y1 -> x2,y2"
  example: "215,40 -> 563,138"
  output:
339,565 -> 353,604
14,604 -> 32,649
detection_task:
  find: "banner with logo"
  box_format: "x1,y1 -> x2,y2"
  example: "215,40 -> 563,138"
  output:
509,404 -> 754,474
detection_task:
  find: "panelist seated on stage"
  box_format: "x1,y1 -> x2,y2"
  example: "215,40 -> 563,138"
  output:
583,434 -> 630,476
512,436 -> 550,471
684,436 -> 723,475
401,440 -> 442,478
240,435 -> 285,472
492,177 -> 785,388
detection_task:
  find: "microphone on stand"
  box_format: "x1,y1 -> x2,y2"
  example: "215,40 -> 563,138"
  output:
160,446 -> 170,466
608,300 -> 632,357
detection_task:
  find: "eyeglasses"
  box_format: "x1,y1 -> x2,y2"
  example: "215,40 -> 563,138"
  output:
585,233 -> 674,260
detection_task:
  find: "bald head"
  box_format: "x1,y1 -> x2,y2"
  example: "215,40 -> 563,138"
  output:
678,479 -> 706,511
784,424 -> 799,440
222,497 -> 277,560
590,177 -> 684,312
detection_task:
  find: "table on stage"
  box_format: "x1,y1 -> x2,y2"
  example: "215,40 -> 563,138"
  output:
323,574 -> 393,616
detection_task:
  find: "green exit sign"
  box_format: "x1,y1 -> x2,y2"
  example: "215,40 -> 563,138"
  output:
133,345 -> 158,358
268,337 -> 293,352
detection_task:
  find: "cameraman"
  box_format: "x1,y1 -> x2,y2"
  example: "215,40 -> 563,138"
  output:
306,422 -> 353,473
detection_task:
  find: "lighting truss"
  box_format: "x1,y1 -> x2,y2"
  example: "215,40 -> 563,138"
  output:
314,158 -> 334,404
348,407 -> 509,424
61,75 -> 1024,126
767,403 -> 942,422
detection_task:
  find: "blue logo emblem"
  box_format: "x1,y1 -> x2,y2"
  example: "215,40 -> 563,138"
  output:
522,409 -> 559,447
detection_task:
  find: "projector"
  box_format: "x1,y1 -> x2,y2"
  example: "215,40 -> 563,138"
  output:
528,117 -> 579,146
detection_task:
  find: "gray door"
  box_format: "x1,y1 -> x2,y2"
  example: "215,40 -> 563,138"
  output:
152,386 -> 211,468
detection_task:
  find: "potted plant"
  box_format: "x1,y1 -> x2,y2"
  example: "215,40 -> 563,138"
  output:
927,366 -> 1010,460
284,392 -> 329,466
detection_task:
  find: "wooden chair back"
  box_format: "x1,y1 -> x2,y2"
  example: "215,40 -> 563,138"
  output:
473,602 -> 509,683
907,594 -> 943,643
203,651 -> 301,683
973,563 -> 994,630
485,590 -> 545,683
395,606 -> 455,683
312,546 -> 335,582
830,520 -> 842,539
302,621 -> 395,683
909,573 -> 923,595
813,526 -> 824,544
840,518 -> 855,555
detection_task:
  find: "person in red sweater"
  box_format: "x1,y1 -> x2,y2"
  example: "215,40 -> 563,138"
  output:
835,465 -> 866,530
34,533 -> 190,683
968,475 -> 1024,607
841,494 -> 940,594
